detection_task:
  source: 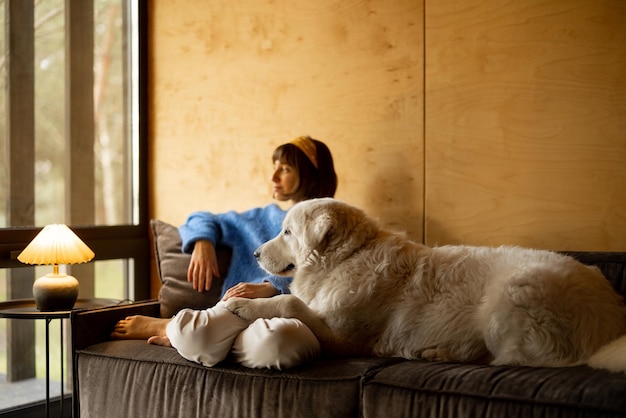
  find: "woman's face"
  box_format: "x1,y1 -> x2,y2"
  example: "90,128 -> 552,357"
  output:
271,159 -> 299,202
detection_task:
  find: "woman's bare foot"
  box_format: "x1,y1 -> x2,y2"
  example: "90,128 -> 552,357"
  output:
111,315 -> 170,341
147,335 -> 172,347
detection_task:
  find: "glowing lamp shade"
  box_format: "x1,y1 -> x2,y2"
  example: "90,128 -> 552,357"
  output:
17,224 -> 95,311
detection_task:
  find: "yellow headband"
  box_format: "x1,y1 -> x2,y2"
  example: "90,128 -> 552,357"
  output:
290,136 -> 318,169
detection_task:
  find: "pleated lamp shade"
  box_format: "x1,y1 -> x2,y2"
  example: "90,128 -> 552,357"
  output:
17,224 -> 95,311
18,224 -> 94,265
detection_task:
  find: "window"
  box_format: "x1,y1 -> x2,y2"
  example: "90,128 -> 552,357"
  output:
0,0 -> 148,414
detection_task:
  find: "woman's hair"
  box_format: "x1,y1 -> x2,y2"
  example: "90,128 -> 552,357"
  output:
272,137 -> 338,202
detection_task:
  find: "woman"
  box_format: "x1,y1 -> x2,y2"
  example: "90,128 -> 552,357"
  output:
183,135 -> 336,300
112,136 -> 337,370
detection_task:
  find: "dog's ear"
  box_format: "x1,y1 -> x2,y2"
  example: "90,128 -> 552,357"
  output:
303,211 -> 334,250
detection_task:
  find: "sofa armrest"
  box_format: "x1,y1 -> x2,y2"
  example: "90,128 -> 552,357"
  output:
71,299 -> 160,351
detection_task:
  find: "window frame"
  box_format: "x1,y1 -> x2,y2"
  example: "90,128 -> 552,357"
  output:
0,0 -> 150,298
0,3 -> 150,412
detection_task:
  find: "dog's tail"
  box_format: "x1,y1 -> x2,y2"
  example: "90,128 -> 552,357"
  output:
587,334 -> 626,373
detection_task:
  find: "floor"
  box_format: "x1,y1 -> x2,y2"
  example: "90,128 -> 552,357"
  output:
0,374 -> 64,412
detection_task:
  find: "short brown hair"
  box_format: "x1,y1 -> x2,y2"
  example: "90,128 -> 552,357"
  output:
272,137 -> 337,202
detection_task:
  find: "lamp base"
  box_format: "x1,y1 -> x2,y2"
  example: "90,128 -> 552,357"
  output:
33,273 -> 79,311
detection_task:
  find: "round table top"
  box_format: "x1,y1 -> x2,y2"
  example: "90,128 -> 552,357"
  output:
0,298 -> 122,319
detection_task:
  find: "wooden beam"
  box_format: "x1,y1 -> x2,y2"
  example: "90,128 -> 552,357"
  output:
66,0 -> 95,296
5,0 -> 36,382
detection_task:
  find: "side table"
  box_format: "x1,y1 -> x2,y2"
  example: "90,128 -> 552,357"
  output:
0,298 -> 121,418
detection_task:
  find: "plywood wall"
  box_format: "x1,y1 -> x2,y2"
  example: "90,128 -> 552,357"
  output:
425,0 -> 626,250
149,0 -> 424,239
149,0 -> 626,272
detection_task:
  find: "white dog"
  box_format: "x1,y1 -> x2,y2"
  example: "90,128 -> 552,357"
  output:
226,198 -> 626,372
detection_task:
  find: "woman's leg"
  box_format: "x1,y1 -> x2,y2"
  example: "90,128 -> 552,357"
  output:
166,301 -> 251,367
232,318 -> 320,370
111,315 -> 171,342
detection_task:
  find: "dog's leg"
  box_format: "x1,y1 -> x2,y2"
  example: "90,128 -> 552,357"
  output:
224,295 -> 316,321
225,295 -> 354,357
225,295 -> 334,342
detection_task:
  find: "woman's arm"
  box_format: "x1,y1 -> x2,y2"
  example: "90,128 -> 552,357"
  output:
188,239 -> 221,292
179,211 -> 222,254
222,282 -> 279,301
222,275 -> 292,301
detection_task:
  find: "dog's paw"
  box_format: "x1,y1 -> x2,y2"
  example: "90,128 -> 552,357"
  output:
223,297 -> 260,321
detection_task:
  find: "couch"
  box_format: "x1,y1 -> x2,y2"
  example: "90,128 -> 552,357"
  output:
71,220 -> 626,417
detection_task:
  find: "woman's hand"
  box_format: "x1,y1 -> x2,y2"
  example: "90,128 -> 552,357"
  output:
222,282 -> 279,301
187,240 -> 220,292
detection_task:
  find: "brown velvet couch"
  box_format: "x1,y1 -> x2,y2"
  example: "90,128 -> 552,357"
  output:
71,221 -> 626,417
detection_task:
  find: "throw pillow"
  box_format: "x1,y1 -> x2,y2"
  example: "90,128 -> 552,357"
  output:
150,219 -> 230,318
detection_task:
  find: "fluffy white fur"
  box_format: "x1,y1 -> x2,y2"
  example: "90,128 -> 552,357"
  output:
225,198 -> 626,371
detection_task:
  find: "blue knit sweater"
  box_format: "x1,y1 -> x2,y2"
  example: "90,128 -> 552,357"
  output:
178,204 -> 292,297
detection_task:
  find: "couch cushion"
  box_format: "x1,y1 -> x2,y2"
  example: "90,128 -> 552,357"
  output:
77,340 -> 402,418
363,360 -> 626,418
151,219 -> 230,317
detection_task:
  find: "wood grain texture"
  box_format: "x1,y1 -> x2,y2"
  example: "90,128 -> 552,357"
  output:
149,0 -> 424,239
149,0 -> 626,281
425,0 -> 626,250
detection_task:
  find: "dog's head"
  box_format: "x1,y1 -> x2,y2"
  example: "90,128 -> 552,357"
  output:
254,198 -> 377,276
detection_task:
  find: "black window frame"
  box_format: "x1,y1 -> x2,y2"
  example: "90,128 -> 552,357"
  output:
0,0 -> 150,301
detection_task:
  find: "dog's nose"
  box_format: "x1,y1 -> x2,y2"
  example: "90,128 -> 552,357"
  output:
253,250 -> 260,259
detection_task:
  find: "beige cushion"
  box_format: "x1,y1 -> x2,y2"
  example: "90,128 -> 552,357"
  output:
150,219 -> 230,318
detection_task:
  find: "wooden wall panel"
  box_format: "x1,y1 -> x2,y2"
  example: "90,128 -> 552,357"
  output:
425,0 -> 626,250
149,0 -> 626,275
149,0 -> 424,239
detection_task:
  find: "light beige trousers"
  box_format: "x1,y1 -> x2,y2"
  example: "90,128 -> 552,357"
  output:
166,301 -> 320,370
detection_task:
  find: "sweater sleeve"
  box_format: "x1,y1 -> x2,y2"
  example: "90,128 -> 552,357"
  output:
179,204 -> 292,297
179,211 -> 222,254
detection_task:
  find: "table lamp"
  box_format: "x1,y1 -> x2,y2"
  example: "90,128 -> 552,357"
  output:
17,224 -> 95,311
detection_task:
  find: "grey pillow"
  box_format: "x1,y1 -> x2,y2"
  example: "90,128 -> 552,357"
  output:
150,219 -> 230,318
